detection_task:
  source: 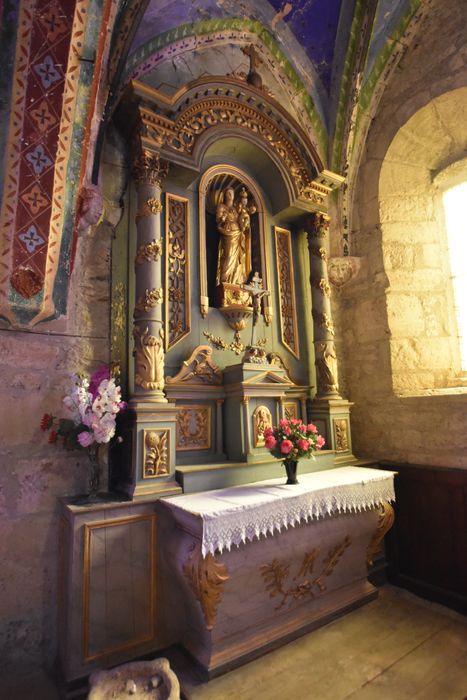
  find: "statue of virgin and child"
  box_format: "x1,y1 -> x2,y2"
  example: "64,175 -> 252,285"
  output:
215,186 -> 256,288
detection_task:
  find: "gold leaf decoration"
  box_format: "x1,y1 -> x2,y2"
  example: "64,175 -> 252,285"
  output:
183,542 -> 229,630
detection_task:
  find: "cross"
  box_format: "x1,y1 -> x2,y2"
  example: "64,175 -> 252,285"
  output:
241,44 -> 263,75
243,271 -> 270,347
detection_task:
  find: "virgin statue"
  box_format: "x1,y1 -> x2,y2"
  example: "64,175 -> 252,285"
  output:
216,186 -> 255,286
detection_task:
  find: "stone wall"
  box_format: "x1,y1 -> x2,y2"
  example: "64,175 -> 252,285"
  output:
336,0 -> 467,467
0,223 -> 112,676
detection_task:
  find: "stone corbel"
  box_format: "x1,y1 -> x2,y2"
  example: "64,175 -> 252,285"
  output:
328,256 -> 361,289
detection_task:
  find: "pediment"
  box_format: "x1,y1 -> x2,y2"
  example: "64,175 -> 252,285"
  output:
243,370 -> 293,386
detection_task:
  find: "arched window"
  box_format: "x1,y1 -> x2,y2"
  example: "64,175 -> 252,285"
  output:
442,181 -> 467,371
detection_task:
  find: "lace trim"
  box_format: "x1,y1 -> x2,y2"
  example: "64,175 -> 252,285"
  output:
200,475 -> 395,556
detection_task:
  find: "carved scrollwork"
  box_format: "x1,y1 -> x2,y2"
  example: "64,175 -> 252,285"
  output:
133,325 -> 165,391
315,341 -> 339,396
367,502 -> 395,568
310,246 -> 327,260
261,536 -> 351,610
274,227 -> 299,359
183,541 -> 229,630
134,287 -> 163,313
135,239 -> 163,266
306,213 -> 330,242
166,194 -> 190,349
143,429 -> 169,478
166,345 -> 222,385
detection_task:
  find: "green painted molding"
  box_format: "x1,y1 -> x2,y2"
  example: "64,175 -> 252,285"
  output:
359,0 -> 422,113
123,18 -> 328,159
331,0 -> 366,172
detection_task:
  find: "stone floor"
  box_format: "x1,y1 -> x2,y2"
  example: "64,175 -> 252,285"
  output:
4,585 -> 467,699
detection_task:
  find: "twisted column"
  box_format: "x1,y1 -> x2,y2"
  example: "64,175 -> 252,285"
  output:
131,150 -> 169,403
305,213 -> 341,400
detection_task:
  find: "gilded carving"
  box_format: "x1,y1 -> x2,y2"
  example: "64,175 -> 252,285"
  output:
132,150 -> 169,187
111,281 -> 126,366
274,227 -> 300,359
284,401 -> 299,421
143,429 -> 169,478
166,194 -> 190,349
203,331 -> 228,351
166,345 -> 222,385
333,419 -> 350,453
133,326 -> 165,391
183,542 -> 229,630
310,246 -> 327,260
367,503 -> 395,568
312,277 -> 331,297
134,287 -> 163,313
312,310 -> 335,336
315,341 -> 339,396
261,536 -> 351,610
135,197 -> 163,224
135,239 -> 163,265
216,186 -> 255,287
306,212 -> 330,241
177,406 -> 211,451
253,405 -> 273,447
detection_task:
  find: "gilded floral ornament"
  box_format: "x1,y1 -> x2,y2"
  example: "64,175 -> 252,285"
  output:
132,150 -> 169,187
143,429 -> 169,477
135,239 -> 163,266
313,277 -> 331,297
134,287 -> 163,313
135,198 -> 163,224
261,536 -> 351,610
312,310 -> 335,336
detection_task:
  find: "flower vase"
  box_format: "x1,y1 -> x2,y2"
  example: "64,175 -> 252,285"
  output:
87,444 -> 101,499
284,459 -> 299,485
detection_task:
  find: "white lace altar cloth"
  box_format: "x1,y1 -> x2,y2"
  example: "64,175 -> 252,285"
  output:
163,466 -> 396,557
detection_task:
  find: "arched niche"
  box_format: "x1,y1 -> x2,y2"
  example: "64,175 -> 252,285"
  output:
198,163 -> 271,321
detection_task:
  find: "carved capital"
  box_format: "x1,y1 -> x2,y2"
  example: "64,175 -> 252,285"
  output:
183,542 -> 229,630
305,212 -> 330,245
135,239 -> 163,266
132,150 -> 169,187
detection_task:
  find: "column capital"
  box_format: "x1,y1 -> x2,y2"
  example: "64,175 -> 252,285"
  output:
302,212 -> 331,248
132,149 -> 169,187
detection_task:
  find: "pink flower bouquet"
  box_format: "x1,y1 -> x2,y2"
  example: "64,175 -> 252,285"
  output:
263,418 -> 325,483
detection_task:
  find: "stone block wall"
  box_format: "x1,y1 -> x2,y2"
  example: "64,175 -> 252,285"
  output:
0,224 -> 112,676
335,0 -> 467,468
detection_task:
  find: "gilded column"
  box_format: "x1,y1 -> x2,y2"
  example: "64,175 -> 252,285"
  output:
131,150 -> 169,403
305,213 -> 341,400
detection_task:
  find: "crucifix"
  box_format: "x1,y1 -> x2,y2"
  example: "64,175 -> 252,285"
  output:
243,271 -> 270,347
241,44 -> 263,89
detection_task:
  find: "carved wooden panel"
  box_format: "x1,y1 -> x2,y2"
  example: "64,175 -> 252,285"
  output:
274,227 -> 300,358
165,193 -> 190,349
253,405 -> 273,447
284,401 -> 299,421
332,418 -> 350,453
177,405 -> 211,451
143,429 -> 170,478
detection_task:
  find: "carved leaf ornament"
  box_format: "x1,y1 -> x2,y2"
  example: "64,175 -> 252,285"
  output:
183,542 -> 229,630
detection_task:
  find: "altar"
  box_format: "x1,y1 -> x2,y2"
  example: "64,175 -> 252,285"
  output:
157,466 -> 395,677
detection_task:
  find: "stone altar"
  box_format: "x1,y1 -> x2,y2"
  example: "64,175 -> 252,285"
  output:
157,466 -> 395,677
